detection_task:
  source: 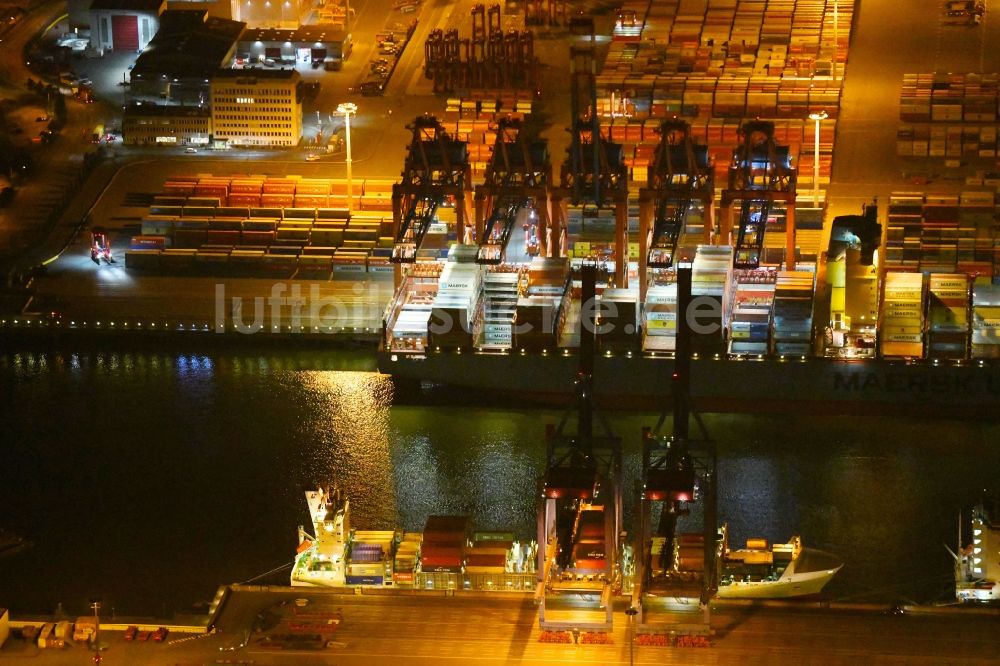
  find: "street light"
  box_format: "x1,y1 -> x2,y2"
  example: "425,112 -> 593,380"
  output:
625,606 -> 638,666
833,0 -> 839,80
336,102 -> 358,213
808,110 -> 828,207
89,599 -> 101,661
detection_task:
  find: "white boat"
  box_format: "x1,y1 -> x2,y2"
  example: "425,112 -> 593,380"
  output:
954,499 -> 999,603
290,486 -> 350,587
716,525 -> 843,599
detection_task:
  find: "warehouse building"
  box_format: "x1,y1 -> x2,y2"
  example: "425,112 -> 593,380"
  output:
122,103 -> 212,145
237,26 -> 351,68
232,0 -> 312,29
210,68 -> 302,147
129,9 -> 244,103
89,0 -> 167,51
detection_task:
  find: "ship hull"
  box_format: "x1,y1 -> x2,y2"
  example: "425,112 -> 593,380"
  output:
380,351 -> 1000,415
717,568 -> 839,599
956,584 -> 998,603
718,547 -> 842,599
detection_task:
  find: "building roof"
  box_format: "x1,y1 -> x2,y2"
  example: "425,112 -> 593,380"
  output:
212,67 -> 301,81
124,103 -> 211,118
130,10 -> 245,81
89,0 -> 166,13
239,25 -> 348,44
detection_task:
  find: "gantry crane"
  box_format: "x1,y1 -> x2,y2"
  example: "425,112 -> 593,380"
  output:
552,43 -> 629,285
474,117 -> 551,264
632,265 -> 717,635
638,119 -> 715,301
536,263 -> 622,632
390,116 -> 472,282
720,120 -> 797,270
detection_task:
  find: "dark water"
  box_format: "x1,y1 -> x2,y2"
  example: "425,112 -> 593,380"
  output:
1,348 -> 997,617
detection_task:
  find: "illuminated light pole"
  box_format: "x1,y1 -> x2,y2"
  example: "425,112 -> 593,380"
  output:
90,599 -> 101,662
808,110 -> 828,207
833,0 -> 839,80
625,606 -> 638,666
337,102 -> 358,213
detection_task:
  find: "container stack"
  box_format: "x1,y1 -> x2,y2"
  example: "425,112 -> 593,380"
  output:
420,516 -> 468,574
691,245 -> 733,355
885,193 -> 924,272
429,258 -> 482,349
385,265 -> 441,353
920,195 -> 960,273
643,280 -> 677,351
479,270 -> 519,348
571,506 -> 607,572
347,530 -> 394,585
465,532 -> 514,575
514,257 -> 569,351
881,271 -> 925,358
674,533 -> 705,573
927,273 -> 970,359
972,284 -> 1000,359
728,268 -> 776,355
393,533 -> 422,586
599,288 -> 640,351
771,270 -> 814,355
958,192 -> 995,278
126,174 -> 408,274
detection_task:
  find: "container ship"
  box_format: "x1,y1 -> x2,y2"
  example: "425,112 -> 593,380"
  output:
715,527 -> 842,598
954,497 -> 1000,603
291,486 -> 537,591
378,204 -> 1000,415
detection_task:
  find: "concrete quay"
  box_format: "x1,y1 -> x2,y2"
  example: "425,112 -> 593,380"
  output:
3,585 -> 999,665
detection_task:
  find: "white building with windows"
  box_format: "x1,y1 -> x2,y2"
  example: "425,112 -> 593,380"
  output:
209,68 -> 301,147
123,103 -> 212,145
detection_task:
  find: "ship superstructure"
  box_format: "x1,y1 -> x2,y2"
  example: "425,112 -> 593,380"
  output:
291,486 -> 350,587
955,498 -> 1000,603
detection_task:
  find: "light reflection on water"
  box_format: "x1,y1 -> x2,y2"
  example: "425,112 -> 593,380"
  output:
0,349 -> 998,616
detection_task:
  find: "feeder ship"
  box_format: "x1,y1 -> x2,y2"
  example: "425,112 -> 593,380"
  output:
716,527 -> 842,599
291,487 -> 537,591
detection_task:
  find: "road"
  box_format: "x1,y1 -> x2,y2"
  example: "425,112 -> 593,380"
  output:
5,588 -> 1000,664
829,0 -> 1000,221
0,0 -> 97,255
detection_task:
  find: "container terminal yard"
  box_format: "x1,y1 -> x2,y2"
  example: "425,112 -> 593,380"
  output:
3,0 -> 1000,414
4,0 -> 1000,663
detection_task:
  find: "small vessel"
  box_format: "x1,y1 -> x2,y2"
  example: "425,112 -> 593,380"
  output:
290,486 -> 536,589
954,497 -> 999,603
716,526 -> 843,599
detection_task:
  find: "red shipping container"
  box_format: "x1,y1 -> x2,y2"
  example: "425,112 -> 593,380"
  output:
465,553 -> 506,567
261,194 -> 295,207
573,541 -> 606,561
263,183 -> 296,195
420,543 -> 464,559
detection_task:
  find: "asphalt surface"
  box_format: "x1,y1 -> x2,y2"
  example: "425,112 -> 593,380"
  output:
828,0 -> 1000,222
5,588 -> 1000,664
